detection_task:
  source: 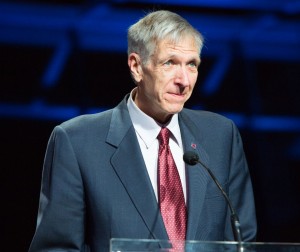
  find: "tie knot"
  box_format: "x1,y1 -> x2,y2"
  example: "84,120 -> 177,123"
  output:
158,127 -> 170,146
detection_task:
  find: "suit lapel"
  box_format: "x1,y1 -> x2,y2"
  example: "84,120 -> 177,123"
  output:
106,97 -> 168,240
179,110 -> 210,240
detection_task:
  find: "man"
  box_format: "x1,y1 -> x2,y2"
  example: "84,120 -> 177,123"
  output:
29,10 -> 256,251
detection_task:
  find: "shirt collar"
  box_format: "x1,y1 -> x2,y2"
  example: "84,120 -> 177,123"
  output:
127,88 -> 182,149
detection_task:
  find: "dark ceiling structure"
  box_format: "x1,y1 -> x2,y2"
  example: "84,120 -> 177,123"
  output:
1,0 -> 299,126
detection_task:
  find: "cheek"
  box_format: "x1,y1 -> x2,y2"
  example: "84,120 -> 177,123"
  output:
189,74 -> 198,88
154,77 -> 168,94
190,81 -> 197,91
144,82 -> 161,101
191,71 -> 198,81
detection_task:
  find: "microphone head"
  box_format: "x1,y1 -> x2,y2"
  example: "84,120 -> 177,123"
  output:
183,151 -> 199,166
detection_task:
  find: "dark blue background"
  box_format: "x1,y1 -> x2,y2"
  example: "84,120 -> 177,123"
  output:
0,0 -> 299,251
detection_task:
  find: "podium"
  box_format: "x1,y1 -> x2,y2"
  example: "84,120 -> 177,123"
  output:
110,238 -> 300,251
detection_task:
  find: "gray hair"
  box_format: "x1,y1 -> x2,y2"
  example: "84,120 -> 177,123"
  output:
127,10 -> 204,65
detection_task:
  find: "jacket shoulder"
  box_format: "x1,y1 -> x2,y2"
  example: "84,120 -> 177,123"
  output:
56,109 -> 113,138
181,108 -> 235,129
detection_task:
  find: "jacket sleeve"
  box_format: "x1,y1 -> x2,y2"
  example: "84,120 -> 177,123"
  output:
29,125 -> 86,252
224,121 -> 257,242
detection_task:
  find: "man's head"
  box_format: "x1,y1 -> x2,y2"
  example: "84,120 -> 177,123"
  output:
127,10 -> 204,124
128,10 -> 203,65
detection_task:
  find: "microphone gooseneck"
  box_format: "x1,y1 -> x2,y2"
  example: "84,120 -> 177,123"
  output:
183,151 -> 243,243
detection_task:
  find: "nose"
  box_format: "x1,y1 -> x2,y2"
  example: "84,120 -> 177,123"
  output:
175,66 -> 189,87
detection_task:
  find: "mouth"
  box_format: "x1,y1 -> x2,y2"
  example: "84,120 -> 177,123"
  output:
167,92 -> 187,101
168,90 -> 187,96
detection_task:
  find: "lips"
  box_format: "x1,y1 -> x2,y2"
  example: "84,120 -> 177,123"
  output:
167,91 -> 185,96
166,92 -> 187,101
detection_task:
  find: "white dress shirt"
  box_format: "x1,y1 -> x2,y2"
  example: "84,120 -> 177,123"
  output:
127,88 -> 187,202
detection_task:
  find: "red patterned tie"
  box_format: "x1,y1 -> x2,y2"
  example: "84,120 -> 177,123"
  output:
158,127 -> 187,242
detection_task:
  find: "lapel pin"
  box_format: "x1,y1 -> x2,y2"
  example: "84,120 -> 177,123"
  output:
191,143 -> 197,149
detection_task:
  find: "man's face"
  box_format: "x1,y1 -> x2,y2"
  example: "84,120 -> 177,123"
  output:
135,36 -> 200,124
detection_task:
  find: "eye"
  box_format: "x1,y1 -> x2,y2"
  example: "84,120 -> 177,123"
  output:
188,61 -> 197,68
164,60 -> 174,66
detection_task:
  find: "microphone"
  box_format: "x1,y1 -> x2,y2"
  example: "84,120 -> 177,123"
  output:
183,151 -> 243,243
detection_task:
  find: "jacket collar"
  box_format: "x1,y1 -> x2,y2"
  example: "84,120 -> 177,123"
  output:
179,110 -> 210,240
106,95 -> 169,240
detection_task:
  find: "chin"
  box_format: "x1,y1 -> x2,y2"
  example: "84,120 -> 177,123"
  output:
167,106 -> 184,114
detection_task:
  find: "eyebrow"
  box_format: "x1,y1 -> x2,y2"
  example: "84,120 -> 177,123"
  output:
163,53 -> 200,62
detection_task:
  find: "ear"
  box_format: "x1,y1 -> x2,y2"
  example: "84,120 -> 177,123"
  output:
128,53 -> 143,83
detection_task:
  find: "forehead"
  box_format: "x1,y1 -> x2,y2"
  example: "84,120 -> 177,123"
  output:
155,36 -> 200,58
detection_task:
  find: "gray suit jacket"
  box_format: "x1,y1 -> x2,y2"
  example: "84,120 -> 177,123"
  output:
29,95 -> 256,251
